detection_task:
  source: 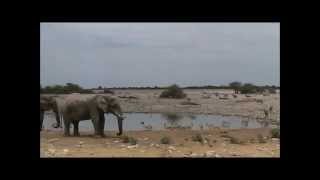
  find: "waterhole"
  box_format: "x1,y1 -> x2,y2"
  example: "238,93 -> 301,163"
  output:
42,112 -> 276,132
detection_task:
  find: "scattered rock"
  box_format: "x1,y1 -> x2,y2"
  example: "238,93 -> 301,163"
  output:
47,148 -> 56,155
127,144 -> 139,149
214,154 -> 221,158
168,149 -> 173,154
79,141 -> 84,145
190,153 -> 199,157
48,138 -> 59,143
257,147 -> 265,151
205,151 -> 215,157
271,138 -> 280,142
155,144 -> 160,148
168,146 -> 176,151
140,150 -> 146,153
120,144 -> 126,147
143,137 -> 149,141
113,140 -> 120,143
150,143 -> 154,147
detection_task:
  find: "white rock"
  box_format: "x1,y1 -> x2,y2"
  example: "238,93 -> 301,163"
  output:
63,149 -> 69,153
168,146 -> 176,151
127,145 -> 138,149
168,149 -> 173,154
150,143 -> 154,147
143,137 -> 149,141
190,153 -> 199,157
113,140 -> 120,143
48,149 -> 56,154
155,144 -> 160,148
120,144 -> 126,147
79,141 -> 84,145
140,150 -> 145,153
214,154 -> 221,158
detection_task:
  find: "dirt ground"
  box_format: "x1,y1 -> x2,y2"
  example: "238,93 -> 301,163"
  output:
41,89 -> 280,158
41,128 -> 279,158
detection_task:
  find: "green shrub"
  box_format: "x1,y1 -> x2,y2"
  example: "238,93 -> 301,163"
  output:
160,136 -> 172,144
121,136 -> 137,145
271,128 -> 280,138
268,88 -> 277,94
257,134 -> 267,143
239,83 -> 257,94
159,84 -> 186,99
192,133 -> 204,144
229,137 -> 244,144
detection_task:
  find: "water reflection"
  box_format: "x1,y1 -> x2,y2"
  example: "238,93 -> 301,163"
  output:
222,121 -> 231,128
43,112 -> 276,131
241,119 -> 249,128
259,121 -> 269,127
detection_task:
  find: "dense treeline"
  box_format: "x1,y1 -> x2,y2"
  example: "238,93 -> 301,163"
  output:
40,82 -> 279,94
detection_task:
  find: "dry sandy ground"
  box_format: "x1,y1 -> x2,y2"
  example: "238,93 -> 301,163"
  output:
41,89 -> 280,158
41,128 -> 279,158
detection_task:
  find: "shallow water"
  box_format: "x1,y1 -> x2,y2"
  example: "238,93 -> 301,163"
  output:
42,112 -> 275,132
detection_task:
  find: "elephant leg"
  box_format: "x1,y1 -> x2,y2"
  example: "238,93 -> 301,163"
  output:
91,118 -> 99,136
52,110 -> 60,128
40,110 -> 44,131
98,112 -> 105,137
73,121 -> 80,136
116,118 -> 123,136
63,120 -> 71,137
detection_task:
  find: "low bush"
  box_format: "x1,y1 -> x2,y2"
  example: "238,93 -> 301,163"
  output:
271,128 -> 280,138
160,136 -> 172,144
159,84 -> 186,99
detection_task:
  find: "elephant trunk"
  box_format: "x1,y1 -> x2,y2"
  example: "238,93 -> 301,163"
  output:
110,111 -> 124,136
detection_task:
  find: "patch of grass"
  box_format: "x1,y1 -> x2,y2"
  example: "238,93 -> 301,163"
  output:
129,137 -> 137,145
121,135 -> 130,143
257,134 -> 267,143
192,133 -> 204,144
220,134 -> 231,138
121,136 -> 137,145
271,128 -> 280,138
160,136 -> 172,144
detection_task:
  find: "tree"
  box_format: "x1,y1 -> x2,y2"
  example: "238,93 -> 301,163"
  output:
229,81 -> 242,94
159,84 -> 186,99
239,83 -> 257,94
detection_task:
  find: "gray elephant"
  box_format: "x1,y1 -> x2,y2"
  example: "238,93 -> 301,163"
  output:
40,95 -> 61,131
60,95 -> 124,137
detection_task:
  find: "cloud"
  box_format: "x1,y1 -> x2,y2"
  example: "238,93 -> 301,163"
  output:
41,23 -> 279,88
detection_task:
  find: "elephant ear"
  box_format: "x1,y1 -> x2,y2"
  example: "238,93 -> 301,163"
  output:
95,95 -> 108,110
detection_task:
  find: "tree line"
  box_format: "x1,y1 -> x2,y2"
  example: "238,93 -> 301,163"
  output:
40,82 -> 279,94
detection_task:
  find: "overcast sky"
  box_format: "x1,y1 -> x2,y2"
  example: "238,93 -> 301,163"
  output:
40,23 -> 279,88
